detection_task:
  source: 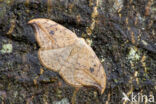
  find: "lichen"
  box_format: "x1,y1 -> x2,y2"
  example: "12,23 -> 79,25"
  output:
53,98 -> 70,104
127,46 -> 140,61
0,43 -> 13,54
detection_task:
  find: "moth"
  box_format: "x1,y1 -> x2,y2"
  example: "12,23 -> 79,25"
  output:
28,18 -> 106,94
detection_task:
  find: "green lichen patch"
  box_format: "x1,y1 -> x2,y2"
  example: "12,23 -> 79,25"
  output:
127,46 -> 141,61
0,43 -> 13,54
53,98 -> 70,104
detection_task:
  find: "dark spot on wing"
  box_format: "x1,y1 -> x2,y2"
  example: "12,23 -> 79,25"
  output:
90,67 -> 94,73
49,30 -> 54,35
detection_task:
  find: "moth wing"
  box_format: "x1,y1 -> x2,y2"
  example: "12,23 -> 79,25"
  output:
38,46 -> 82,86
58,45 -> 82,87
73,39 -> 107,94
29,18 -> 78,49
74,69 -> 103,92
38,46 -> 72,72
59,66 -> 82,87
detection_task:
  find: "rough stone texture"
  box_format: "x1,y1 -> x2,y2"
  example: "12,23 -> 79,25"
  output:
0,0 -> 155,104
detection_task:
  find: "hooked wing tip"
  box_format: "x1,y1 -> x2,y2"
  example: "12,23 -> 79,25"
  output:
99,77 -> 107,95
100,87 -> 105,95
28,19 -> 37,24
97,84 -> 106,95
28,18 -> 46,24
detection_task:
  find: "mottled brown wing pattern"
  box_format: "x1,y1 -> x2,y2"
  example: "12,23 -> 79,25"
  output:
28,18 -> 106,94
